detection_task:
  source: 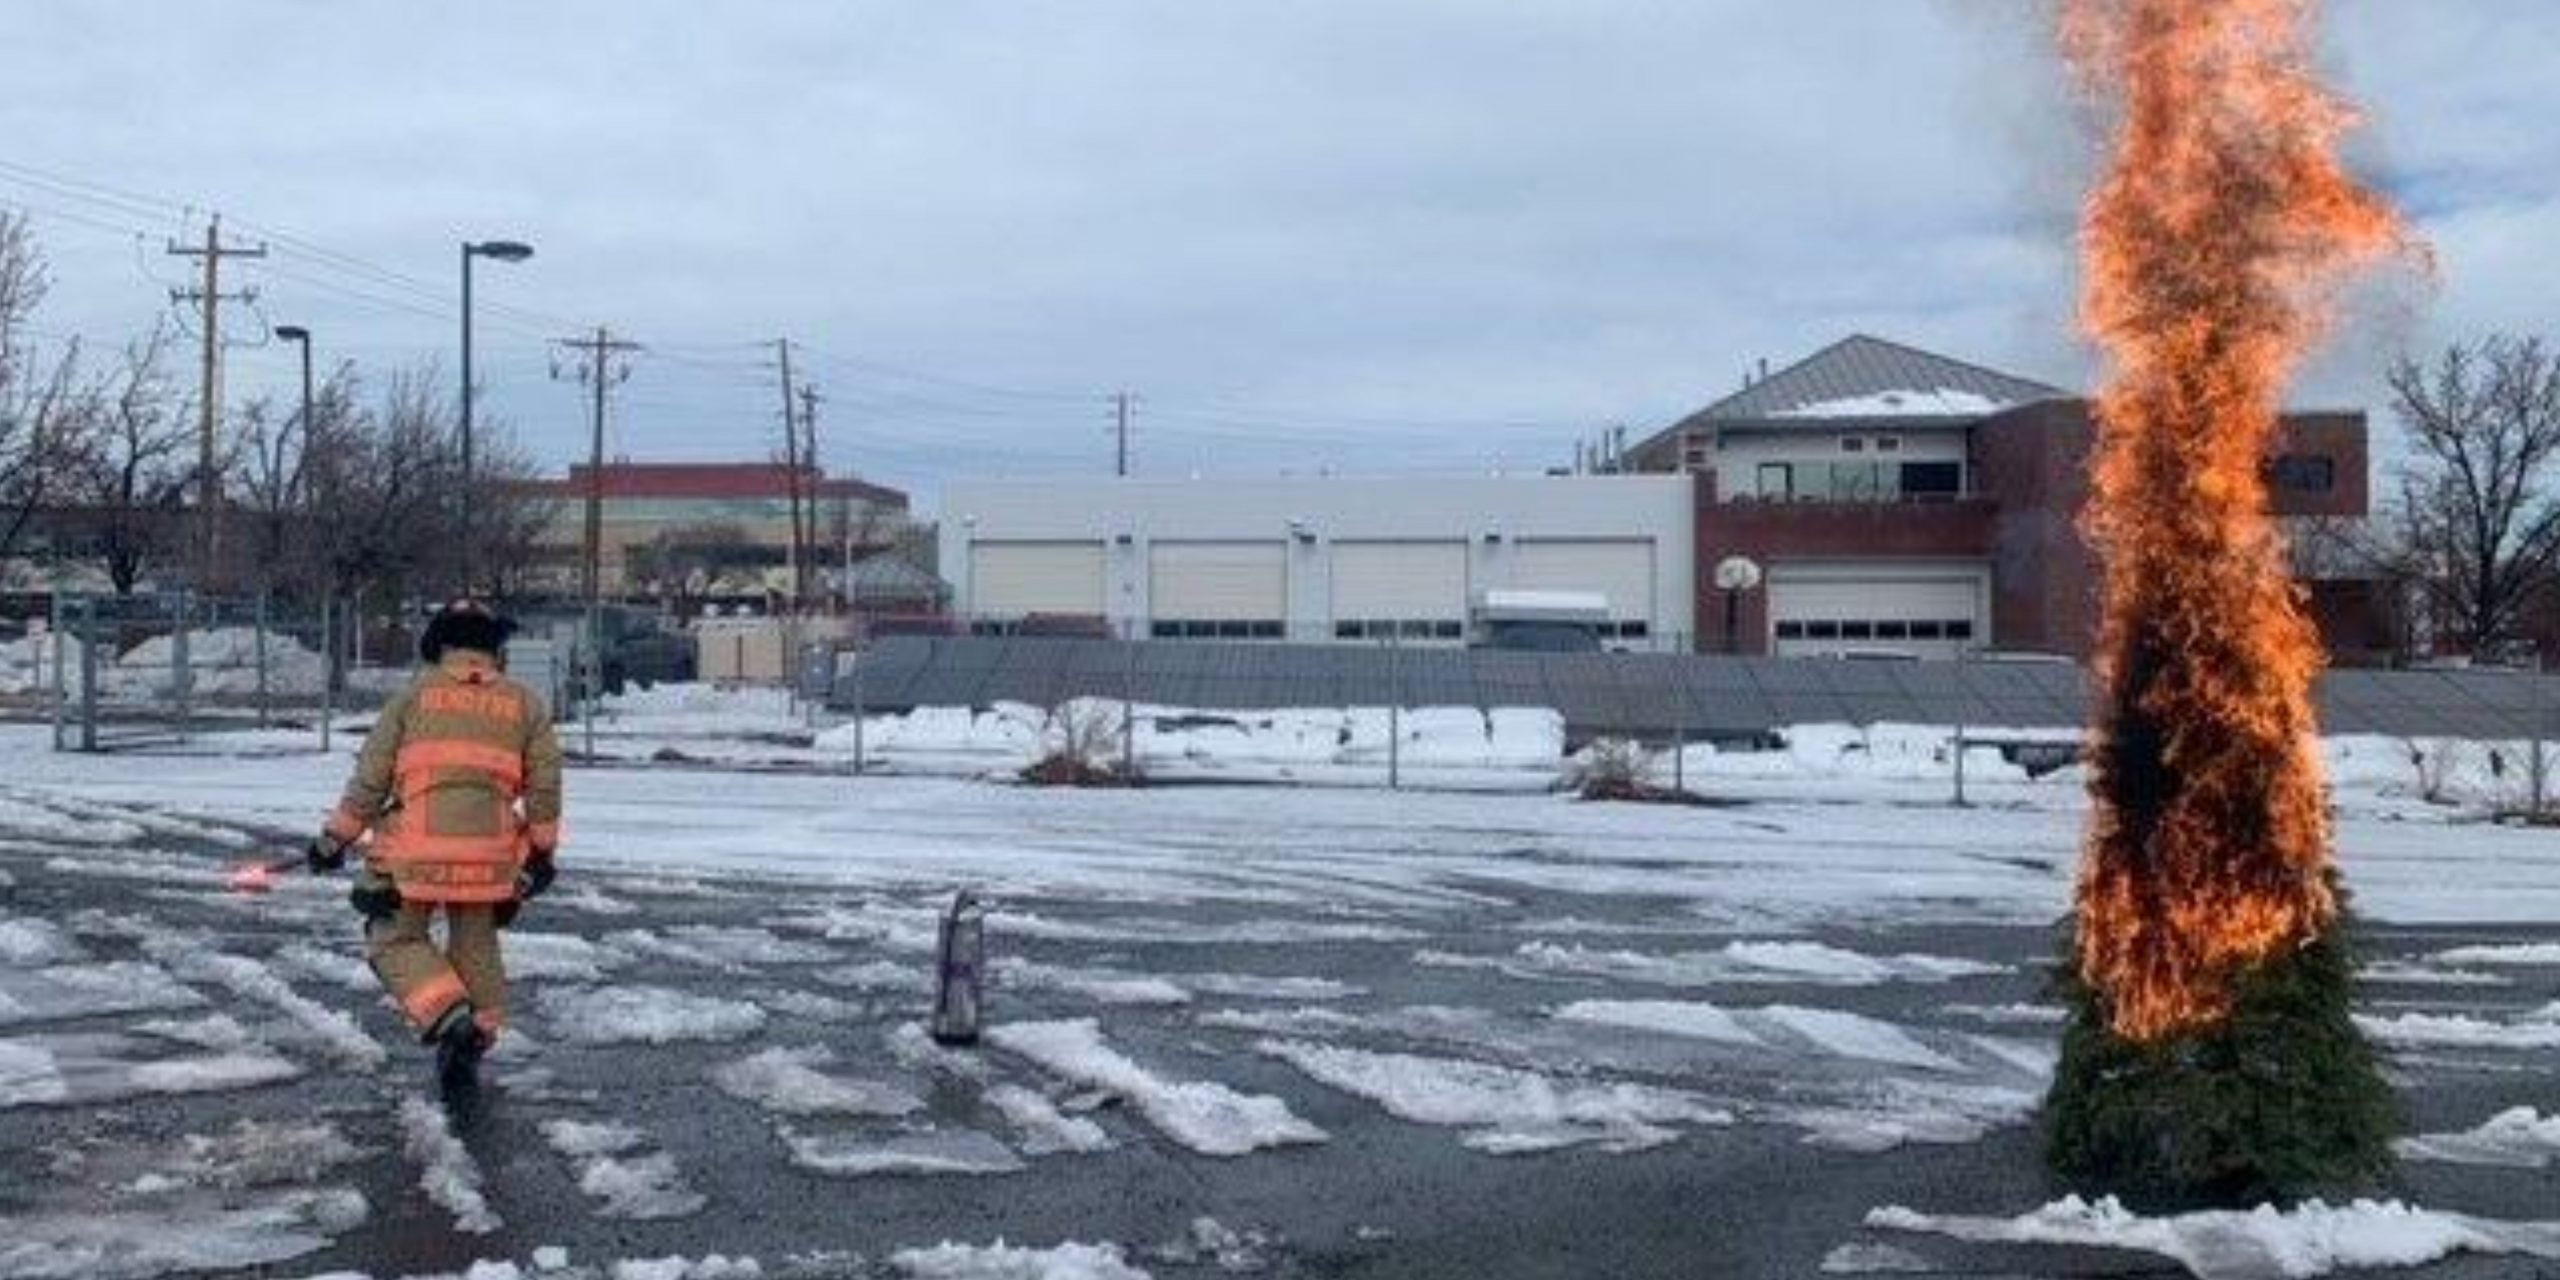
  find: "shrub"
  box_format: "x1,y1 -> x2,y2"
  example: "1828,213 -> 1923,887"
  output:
1020,699 -> 1142,788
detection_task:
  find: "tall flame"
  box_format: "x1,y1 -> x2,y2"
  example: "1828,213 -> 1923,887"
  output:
2062,0 -> 2407,1041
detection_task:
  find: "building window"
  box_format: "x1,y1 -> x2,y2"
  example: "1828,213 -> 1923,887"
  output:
2268,454 -> 2336,494
1874,436 -> 1902,453
1827,461 -> 1896,501
1841,437 -> 1867,453
1756,462 -> 1794,501
1152,619 -> 1284,641
1335,619 -> 1461,642
1774,621 -> 1807,640
1900,461 -> 1962,499
1771,618 -> 1977,645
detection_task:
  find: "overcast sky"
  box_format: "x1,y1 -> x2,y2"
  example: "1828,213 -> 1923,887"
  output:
2,2 -> 2551,512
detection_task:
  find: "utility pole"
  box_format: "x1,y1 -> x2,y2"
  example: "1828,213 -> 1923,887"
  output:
166,214 -> 266,593
1112,391 -> 1136,478
555,327 -> 641,757
773,338 -> 804,612
799,382 -> 824,608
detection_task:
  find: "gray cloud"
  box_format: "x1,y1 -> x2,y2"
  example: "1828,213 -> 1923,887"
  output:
1,1 -> 2548,508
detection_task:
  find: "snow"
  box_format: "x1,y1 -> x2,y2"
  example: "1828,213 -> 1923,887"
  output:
265,943 -> 377,992
505,932 -> 622,983
576,1152 -> 707,1220
1819,1241 -> 1936,1273
891,1241 -> 1150,1280
540,985 -> 768,1045
1867,1195 -> 2560,1280
1758,1006 -> 1963,1073
608,926 -> 835,969
1257,1038 -> 1728,1154
1772,387 -> 2011,418
814,960 -> 932,994
2355,1009 -> 2560,1051
2396,1108 -> 2560,1169
3,1034 -> 302,1108
711,1046 -> 925,1117
0,1188 -> 370,1280
985,1083 -> 1115,1155
2430,943 -> 2560,967
784,1128 -> 1027,1178
0,962 -> 202,1027
608,1257 -> 762,1280
131,1013 -> 255,1051
397,1096 -> 501,1234
995,959 -> 1190,1007
1553,999 -> 1761,1047
541,1118 -> 649,1158
1418,939 -> 2002,989
142,943 -> 385,1069
0,917 -> 77,967
1941,1002 -> 2067,1025
1171,972 -> 1361,1001
986,1018 -> 1325,1157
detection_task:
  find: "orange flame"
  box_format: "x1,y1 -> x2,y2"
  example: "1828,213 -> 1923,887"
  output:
2062,0 -> 2409,1040
227,861 -> 277,894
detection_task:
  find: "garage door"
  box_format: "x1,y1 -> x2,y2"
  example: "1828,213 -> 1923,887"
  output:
969,541 -> 1105,618
1149,542 -> 1285,636
1768,565 -> 1985,660
1331,541 -> 1467,639
1511,540 -> 1656,626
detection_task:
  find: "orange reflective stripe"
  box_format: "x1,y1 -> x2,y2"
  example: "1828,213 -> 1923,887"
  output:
400,970 -> 469,1029
395,741 -> 525,789
377,833 -> 520,865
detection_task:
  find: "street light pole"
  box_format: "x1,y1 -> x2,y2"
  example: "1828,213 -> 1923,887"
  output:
458,239 -> 534,594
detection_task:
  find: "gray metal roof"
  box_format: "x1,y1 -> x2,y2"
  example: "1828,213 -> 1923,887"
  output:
1666,334 -> 2071,435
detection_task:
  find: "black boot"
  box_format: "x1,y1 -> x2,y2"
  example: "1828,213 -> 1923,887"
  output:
428,1003 -> 489,1093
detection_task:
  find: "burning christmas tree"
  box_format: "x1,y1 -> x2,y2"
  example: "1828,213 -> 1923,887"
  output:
2044,0 -> 2412,1206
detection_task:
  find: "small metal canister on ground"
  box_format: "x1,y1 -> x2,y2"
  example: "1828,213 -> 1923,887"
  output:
931,889 -> 987,1045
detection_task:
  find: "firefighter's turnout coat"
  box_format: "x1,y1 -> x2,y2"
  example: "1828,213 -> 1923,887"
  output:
328,651 -> 564,903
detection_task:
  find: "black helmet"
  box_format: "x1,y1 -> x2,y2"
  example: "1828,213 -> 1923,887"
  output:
419,598 -> 517,663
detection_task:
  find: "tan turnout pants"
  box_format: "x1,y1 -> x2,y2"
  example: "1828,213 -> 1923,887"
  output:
365,883 -> 508,1042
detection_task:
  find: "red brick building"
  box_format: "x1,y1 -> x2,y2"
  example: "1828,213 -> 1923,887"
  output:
1633,335 -> 2383,662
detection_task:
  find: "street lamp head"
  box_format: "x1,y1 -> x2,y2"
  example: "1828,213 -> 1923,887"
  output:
273,324 -> 310,343
469,240 -> 535,263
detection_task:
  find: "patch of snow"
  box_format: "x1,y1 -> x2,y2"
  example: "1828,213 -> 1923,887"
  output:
1172,973 -> 1361,1002
0,961 -> 204,1027
1420,939 -> 2000,990
712,1046 -> 924,1118
1553,999 -> 1760,1047
890,1240 -> 1150,1280
0,1036 -> 68,1105
1867,1195 -> 2560,1280
888,1021 -> 991,1080
815,960 -> 931,994
140,943 -> 385,1070
125,1051 -> 304,1098
534,1246 -> 573,1271
1148,1218 -> 1272,1273
2358,962 -> 2508,988
2431,943 -> 2560,968
397,1095 -> 501,1234
540,985 -> 767,1045
2396,1108 -> 2560,1169
0,918 -> 77,967
1257,1038 -> 1727,1154
987,1018 -> 1324,1157
1940,1002 -> 2067,1025
161,1118 -> 365,1190
995,959 -> 1189,1007
1780,1078 -> 2043,1152
1820,1241 -> 1936,1273
504,933 -> 621,983
0,1187 -> 369,1279
264,943 -> 376,993
2355,1010 -> 2560,1051
1758,1006 -> 1963,1072
541,1118 -> 649,1158
984,1084 -> 1114,1155
576,1152 -> 707,1220
608,1257 -> 762,1280
131,1013 -> 255,1051
784,1128 -> 1026,1178
749,987 -> 868,1021
1772,387 -> 2010,419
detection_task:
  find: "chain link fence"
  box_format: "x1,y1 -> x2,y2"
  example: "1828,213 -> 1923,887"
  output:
41,592 -> 402,754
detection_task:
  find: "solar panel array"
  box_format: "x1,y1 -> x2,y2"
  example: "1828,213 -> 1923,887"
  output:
847,636 -> 2559,742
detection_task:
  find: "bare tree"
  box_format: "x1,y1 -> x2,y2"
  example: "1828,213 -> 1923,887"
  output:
2386,336 -> 2560,656
0,212 -> 90,565
58,327 -> 193,594
628,521 -> 759,612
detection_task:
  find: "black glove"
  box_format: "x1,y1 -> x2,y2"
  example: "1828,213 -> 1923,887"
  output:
516,852 -> 556,901
307,838 -> 350,874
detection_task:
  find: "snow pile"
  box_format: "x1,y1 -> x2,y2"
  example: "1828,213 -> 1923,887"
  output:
784,1128 -> 1027,1178
1819,1242 -> 1936,1274
608,926 -> 835,969
2396,1109 -> 2560,1169
1659,724 -> 2035,787
1941,1002 -> 2068,1026
1783,1078 -> 2041,1152
540,985 -> 768,1045
265,943 -> 376,992
158,1118 -> 366,1190
984,1083 -> 1114,1155
1173,973 -> 1362,1002
891,1239 -> 1150,1280
986,1018 -> 1325,1157
1259,1038 -> 1727,1154
1773,387 -> 2010,418
110,627 -> 331,697
712,1046 -> 925,1118
994,959 -> 1190,1007
398,1095 -> 501,1234
1867,1195 -> 2560,1280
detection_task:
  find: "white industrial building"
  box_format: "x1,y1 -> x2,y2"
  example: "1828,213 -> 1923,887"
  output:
939,476 -> 1695,646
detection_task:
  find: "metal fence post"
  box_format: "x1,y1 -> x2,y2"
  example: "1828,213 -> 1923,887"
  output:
320,595 -> 337,755
254,593 -> 272,730
1951,645 -> 1970,809
1388,627 -> 1402,791
77,598 -> 98,753
850,652 -> 866,777
1673,683 -> 1687,797
1121,626 -> 1137,778
2532,655 -> 2549,819
171,593 -> 192,745
47,592 -> 64,752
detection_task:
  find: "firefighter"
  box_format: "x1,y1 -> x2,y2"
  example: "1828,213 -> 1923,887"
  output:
311,598 -> 564,1088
